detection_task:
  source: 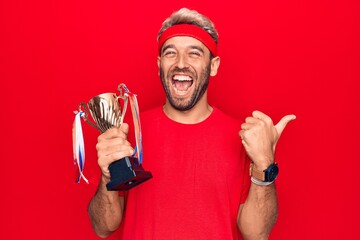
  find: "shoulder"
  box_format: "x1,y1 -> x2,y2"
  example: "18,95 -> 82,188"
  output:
139,106 -> 164,129
140,106 -> 163,119
212,107 -> 241,126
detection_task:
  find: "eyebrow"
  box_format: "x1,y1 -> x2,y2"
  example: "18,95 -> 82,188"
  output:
189,45 -> 204,53
161,44 -> 205,54
161,44 -> 175,54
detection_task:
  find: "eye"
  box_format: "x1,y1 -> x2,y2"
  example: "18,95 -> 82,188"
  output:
163,50 -> 176,57
190,51 -> 201,56
189,51 -> 202,58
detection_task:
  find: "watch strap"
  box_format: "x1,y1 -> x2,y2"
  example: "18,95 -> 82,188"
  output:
250,163 -> 265,181
251,177 -> 274,186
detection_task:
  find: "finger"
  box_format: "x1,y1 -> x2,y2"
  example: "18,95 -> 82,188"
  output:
239,129 -> 251,141
275,114 -> 296,136
239,130 -> 249,147
108,147 -> 135,161
98,146 -> 134,171
239,129 -> 245,140
241,122 -> 253,130
97,136 -> 132,156
97,139 -> 132,155
106,143 -> 134,157
252,110 -> 270,121
244,116 -> 259,124
119,123 -> 129,135
99,123 -> 129,140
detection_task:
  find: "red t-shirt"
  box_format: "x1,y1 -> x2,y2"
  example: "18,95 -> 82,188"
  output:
120,107 -> 251,240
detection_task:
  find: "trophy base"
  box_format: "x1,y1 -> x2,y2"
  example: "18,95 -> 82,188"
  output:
106,157 -> 153,191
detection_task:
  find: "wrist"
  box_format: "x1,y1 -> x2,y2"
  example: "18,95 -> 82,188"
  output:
252,156 -> 274,171
101,174 -> 111,184
251,176 -> 274,186
250,162 -> 279,183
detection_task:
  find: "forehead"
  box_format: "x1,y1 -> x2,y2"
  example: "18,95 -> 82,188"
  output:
162,36 -> 209,52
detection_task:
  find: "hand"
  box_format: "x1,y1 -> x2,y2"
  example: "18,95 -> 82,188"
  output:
96,123 -> 134,179
239,111 -> 296,170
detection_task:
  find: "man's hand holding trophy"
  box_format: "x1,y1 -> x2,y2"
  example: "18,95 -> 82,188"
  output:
72,83 -> 152,191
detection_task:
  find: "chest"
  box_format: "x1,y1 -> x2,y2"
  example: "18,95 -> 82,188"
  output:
141,122 -> 242,192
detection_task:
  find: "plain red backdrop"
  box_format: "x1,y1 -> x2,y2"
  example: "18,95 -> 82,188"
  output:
1,0 -> 359,239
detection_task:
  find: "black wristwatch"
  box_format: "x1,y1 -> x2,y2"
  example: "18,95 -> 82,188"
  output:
250,162 -> 279,182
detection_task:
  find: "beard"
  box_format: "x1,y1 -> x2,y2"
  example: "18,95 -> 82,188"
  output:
160,63 -> 211,111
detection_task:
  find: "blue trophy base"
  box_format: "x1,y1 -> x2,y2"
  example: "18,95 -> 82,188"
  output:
106,157 -> 152,191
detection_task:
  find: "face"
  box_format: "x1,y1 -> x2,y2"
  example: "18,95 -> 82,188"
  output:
158,36 -> 220,111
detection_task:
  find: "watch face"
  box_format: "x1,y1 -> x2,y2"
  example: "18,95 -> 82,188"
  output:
265,164 -> 279,182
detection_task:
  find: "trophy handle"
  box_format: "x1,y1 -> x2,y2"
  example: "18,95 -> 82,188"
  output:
117,83 -> 143,165
116,96 -> 128,126
78,102 -> 102,132
116,84 -> 129,125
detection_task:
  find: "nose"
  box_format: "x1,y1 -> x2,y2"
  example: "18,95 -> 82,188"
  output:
175,54 -> 188,69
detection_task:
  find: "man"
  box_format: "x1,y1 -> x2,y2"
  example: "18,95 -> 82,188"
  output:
88,8 -> 295,240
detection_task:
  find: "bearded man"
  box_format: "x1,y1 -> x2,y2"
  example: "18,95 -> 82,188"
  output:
88,8 -> 295,240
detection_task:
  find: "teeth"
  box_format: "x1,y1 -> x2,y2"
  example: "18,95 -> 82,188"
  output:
173,75 -> 192,81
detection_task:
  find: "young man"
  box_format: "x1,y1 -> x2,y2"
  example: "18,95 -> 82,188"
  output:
88,8 -> 295,240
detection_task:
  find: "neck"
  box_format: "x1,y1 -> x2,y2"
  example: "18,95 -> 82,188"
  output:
163,93 -> 213,124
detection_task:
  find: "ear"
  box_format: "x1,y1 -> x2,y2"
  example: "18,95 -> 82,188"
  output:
157,56 -> 161,76
210,56 -> 220,77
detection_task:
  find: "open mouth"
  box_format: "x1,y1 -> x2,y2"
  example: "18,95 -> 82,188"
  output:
171,74 -> 193,93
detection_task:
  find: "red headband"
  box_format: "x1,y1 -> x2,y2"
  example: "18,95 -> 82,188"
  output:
158,24 -> 217,57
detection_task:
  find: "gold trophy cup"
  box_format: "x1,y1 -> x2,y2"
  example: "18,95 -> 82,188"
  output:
77,84 -> 152,191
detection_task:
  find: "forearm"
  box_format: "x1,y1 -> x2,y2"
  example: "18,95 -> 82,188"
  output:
88,175 -> 124,238
237,183 -> 278,240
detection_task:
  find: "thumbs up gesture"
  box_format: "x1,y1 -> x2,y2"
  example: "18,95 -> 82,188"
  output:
239,110 -> 296,170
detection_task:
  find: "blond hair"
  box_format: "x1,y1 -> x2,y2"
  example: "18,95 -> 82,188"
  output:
157,8 -> 219,44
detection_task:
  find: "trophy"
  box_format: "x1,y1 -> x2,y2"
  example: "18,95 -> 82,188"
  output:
72,83 -> 152,191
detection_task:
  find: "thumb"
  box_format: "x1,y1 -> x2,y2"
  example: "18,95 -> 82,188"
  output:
275,115 -> 296,136
119,122 -> 130,135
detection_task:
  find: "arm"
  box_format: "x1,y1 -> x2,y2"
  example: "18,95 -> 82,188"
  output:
237,111 -> 295,239
88,123 -> 134,238
237,183 -> 278,240
88,176 -> 125,238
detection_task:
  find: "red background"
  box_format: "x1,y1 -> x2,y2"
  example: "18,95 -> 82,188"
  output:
1,0 -> 359,239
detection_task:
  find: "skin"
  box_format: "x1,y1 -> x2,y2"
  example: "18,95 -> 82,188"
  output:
158,36 -> 220,123
88,35 -> 295,239
88,124 -> 131,238
238,111 -> 295,239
